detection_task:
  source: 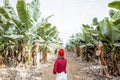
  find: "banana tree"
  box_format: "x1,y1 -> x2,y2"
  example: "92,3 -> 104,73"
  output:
108,1 -> 120,76
66,35 -> 79,56
91,16 -> 120,76
0,0 -> 27,66
16,0 -> 42,65
70,34 -> 81,56
37,18 -> 59,63
66,38 -> 76,52
79,24 -> 94,61
66,29 -> 94,60
0,0 -> 42,65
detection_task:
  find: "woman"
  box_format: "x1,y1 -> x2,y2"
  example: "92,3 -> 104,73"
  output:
53,49 -> 67,80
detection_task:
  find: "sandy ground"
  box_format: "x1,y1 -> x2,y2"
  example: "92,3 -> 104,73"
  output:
0,51 -> 120,80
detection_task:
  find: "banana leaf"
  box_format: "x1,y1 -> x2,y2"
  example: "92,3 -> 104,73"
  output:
92,17 -> 98,26
108,1 -> 120,10
27,0 -> 40,21
3,34 -> 24,39
0,7 -> 10,19
16,0 -> 30,29
110,11 -> 120,25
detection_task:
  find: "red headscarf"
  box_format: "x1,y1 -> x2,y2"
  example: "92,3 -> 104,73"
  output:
58,49 -> 64,56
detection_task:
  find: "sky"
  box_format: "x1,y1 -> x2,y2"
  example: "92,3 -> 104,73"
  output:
40,0 -> 113,45
0,0 -> 113,45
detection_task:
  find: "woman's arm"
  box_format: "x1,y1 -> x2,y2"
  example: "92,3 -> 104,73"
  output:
53,60 -> 58,74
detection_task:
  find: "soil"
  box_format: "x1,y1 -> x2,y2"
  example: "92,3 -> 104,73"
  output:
0,51 -> 120,80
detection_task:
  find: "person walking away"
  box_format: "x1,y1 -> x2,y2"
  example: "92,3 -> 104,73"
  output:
53,49 -> 67,80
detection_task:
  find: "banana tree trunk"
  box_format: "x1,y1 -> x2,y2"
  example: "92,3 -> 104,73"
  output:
42,46 -> 48,63
31,43 -> 40,65
100,52 -> 109,76
85,47 -> 89,61
96,41 -> 109,76
32,51 -> 37,65
76,46 -> 80,57
4,46 -> 16,67
0,55 -> 4,68
111,51 -> 120,76
27,41 -> 31,65
17,42 -> 24,66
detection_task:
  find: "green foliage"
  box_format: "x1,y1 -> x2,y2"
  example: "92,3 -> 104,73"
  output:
27,0 -> 40,21
16,0 -> 31,29
66,0 -> 120,62
108,1 -> 120,10
0,0 -> 61,56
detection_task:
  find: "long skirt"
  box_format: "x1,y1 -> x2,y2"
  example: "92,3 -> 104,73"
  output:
56,72 -> 67,80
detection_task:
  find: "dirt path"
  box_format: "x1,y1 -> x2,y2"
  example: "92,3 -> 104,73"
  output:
0,51 -> 119,80
42,51 -> 80,80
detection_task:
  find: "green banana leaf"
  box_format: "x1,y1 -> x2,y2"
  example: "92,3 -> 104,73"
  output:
16,0 -> 30,29
0,0 -> 18,20
98,18 -> 120,42
92,17 -> 98,26
108,1 -> 120,10
0,7 -> 10,19
110,10 -> 120,25
0,22 -> 12,32
27,0 -> 40,21
3,34 -> 24,39
113,19 -> 120,25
